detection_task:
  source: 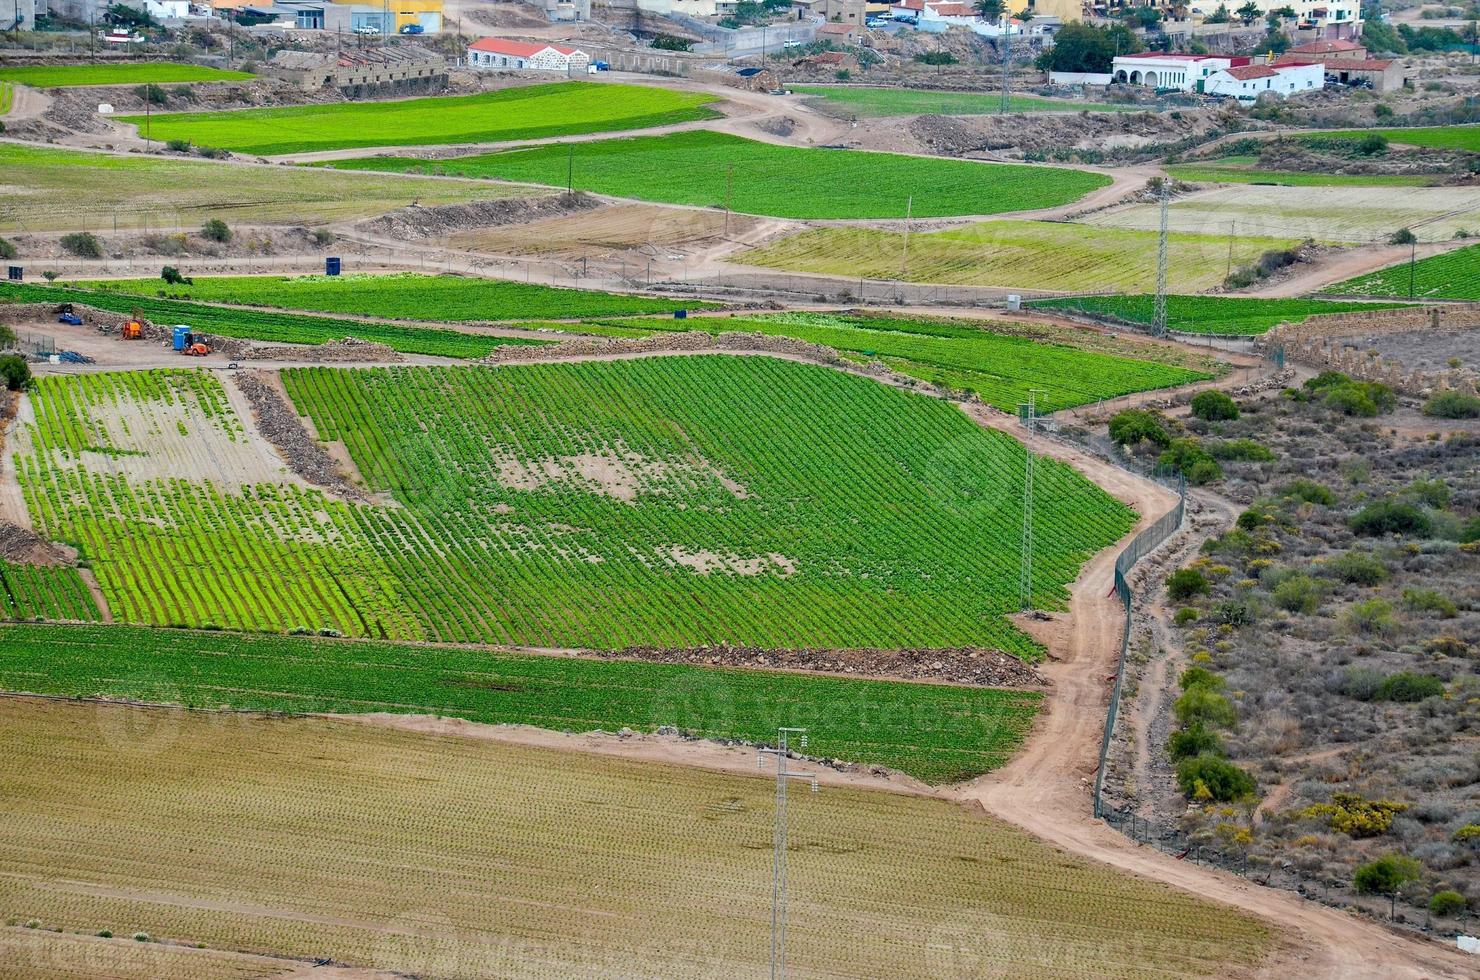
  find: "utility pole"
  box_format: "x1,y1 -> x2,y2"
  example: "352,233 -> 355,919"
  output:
1000,17 -> 1011,114
1018,390 -> 1038,612
1225,220 -> 1235,281
900,194 -> 912,278
566,144 -> 574,196
1152,180 -> 1169,338
724,163 -> 733,238
758,727 -> 818,980
1408,239 -> 1416,298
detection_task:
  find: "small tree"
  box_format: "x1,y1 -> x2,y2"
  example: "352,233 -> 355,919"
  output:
0,236 -> 16,260
161,266 -> 192,286
1236,0 -> 1261,23
60,232 -> 103,259
976,0 -> 1005,20
0,324 -> 15,349
1108,408 -> 1170,447
1429,890 -> 1466,918
0,354 -> 32,392
201,218 -> 232,243
1390,227 -> 1417,245
1353,854 -> 1422,919
1167,568 -> 1210,601
41,270 -> 59,282
1190,390 -> 1239,421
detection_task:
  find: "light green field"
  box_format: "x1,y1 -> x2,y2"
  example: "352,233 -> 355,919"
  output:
1084,184 -> 1480,243
118,81 -> 720,155
1302,124 -> 1480,152
740,220 -> 1298,291
320,130 -> 1112,219
0,142 -> 536,233
792,84 -> 1138,116
0,62 -> 255,88
1167,157 -> 1440,188
0,80 -> 12,116
1028,295 -> 1412,335
1322,242 -> 1480,299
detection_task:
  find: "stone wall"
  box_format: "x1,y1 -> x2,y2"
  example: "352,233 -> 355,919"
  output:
1266,305 -> 1480,397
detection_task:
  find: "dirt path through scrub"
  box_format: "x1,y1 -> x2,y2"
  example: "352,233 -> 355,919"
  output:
954,409 -> 1474,980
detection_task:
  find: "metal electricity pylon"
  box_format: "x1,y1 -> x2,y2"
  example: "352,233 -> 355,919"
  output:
1153,181 -> 1170,338
757,727 -> 818,980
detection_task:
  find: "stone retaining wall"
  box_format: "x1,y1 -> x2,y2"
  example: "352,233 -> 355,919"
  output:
1267,305 -> 1480,396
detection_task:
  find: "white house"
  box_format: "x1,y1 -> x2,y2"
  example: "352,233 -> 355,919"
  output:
1204,61 -> 1325,102
1111,53 -> 1250,92
466,37 -> 589,73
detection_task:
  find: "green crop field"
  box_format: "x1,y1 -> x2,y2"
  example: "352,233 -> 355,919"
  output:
323,130 -> 1111,219
118,81 -> 720,155
0,563 -> 100,622
16,361 -> 1134,656
1322,242 -> 1480,299
73,272 -> 700,322
552,311 -> 1214,411
1301,124 -> 1480,153
740,220 -> 1299,291
0,282 -> 548,358
0,81 -> 12,116
1167,158 -> 1439,188
792,85 -> 1138,116
1029,295 -> 1412,335
0,142 -> 536,233
0,624 -> 1040,782
0,62 -> 255,88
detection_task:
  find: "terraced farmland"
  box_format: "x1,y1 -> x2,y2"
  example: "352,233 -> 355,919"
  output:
0,142 -> 535,233
0,62 -> 255,87
0,624 -> 1040,782
74,272 -> 698,322
0,562 -> 99,622
1028,295 -> 1411,335
740,220 -> 1299,291
0,283 -> 549,358
0,698 -> 1273,979
1300,124 -> 1480,153
119,81 -> 720,155
15,360 -> 1135,655
1166,158 -> 1440,188
1085,184 -> 1480,243
323,130 -> 1111,219
792,85 -> 1137,116
1322,242 -> 1480,300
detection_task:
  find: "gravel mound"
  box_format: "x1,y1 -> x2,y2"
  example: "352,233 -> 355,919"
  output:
234,373 -> 368,502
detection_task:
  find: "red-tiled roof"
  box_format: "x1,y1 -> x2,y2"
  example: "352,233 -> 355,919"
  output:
893,0 -> 925,9
1222,65 -> 1280,80
469,38 -> 578,57
1322,58 -> 1396,70
1290,38 -> 1362,53
928,1 -> 976,14
817,21 -> 855,32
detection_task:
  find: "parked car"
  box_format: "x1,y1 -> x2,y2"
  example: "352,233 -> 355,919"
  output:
399,23 -> 424,34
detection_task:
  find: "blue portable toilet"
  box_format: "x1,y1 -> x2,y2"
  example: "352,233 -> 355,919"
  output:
326,257 -> 342,276
6,266 -> 20,281
673,309 -> 687,320
172,325 -> 193,351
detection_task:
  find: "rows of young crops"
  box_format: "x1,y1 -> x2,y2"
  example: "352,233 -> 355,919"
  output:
0,62 -> 255,88
791,85 -> 1138,116
282,356 -> 1134,653
1302,124 -> 1480,153
72,272 -> 694,322
0,623 -> 1040,782
1322,242 -> 1480,300
0,282 -> 547,358
117,81 -> 720,155
324,130 -> 1111,220
1028,294 -> 1412,335
0,562 -> 100,622
0,81 -> 13,117
1166,160 -> 1438,188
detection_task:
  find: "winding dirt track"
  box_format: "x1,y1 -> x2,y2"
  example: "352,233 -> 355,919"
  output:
956,408 -> 1473,980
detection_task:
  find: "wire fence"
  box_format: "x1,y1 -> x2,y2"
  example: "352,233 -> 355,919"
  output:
1092,472 -> 1185,820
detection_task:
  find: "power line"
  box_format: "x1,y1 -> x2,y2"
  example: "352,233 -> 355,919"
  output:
757,727 -> 818,980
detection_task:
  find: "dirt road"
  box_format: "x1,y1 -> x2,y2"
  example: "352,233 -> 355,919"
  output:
955,409 -> 1474,980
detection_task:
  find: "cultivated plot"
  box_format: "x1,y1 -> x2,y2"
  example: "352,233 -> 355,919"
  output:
0,698 -> 1274,979
739,220 -> 1299,291
0,62 -> 255,87
75,272 -> 701,322
0,142 -> 535,233
792,85 -> 1138,116
0,624 -> 1041,781
16,360 -> 1134,654
1166,158 -> 1440,188
118,81 -> 721,155
1322,241 -> 1480,299
441,202 -> 768,259
1084,185 -> 1480,243
323,130 -> 1112,219
1029,295 -> 1413,335
1301,124 -> 1480,153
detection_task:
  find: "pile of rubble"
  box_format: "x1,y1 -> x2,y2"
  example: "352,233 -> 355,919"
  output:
355,193 -> 601,241
598,643 -> 1046,687
234,374 -> 368,502
230,336 -> 402,362
0,521 -> 72,567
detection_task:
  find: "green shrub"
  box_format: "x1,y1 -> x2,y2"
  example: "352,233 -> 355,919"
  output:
1212,598 -> 1253,626
1341,666 -> 1385,701
1343,597 -> 1398,635
1304,370 -> 1350,391
1279,478 -> 1335,506
0,237 -> 16,260
1158,438 -> 1222,485
0,354 -> 31,392
1173,606 -> 1199,625
1350,500 -> 1432,537
1401,588 -> 1456,617
1108,408 -> 1170,447
1325,550 -> 1387,585
165,138 -> 191,152
1299,792 -> 1409,837
135,83 -> 167,105
1168,723 -> 1223,761
1389,227 -> 1417,245
1423,390 -> 1480,419
1174,685 -> 1237,728
1353,853 -> 1421,896
1453,823 -> 1480,843
1209,438 -> 1274,462
1178,666 -> 1224,691
1176,754 -> 1256,802
1273,574 -> 1323,614
1405,478 -> 1449,509
1374,671 -> 1444,702
1322,383 -> 1379,416
1429,890 -> 1466,917
201,218 -> 232,243
1190,390 -> 1239,421
1167,568 -> 1210,601
60,231 -> 103,259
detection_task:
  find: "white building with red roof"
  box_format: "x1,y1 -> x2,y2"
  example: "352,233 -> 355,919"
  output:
1111,53 -> 1251,91
1204,61 -> 1324,102
467,37 -> 589,73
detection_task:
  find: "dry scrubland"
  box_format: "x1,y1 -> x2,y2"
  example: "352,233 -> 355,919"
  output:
0,699 -> 1273,979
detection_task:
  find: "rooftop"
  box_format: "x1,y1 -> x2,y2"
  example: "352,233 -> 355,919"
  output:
468,37 -> 578,57
1221,65 -> 1280,80
1290,38 -> 1363,53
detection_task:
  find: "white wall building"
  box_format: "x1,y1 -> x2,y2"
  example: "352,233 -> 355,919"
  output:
466,37 -> 589,72
1204,61 -> 1325,101
1110,52 -> 1270,92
